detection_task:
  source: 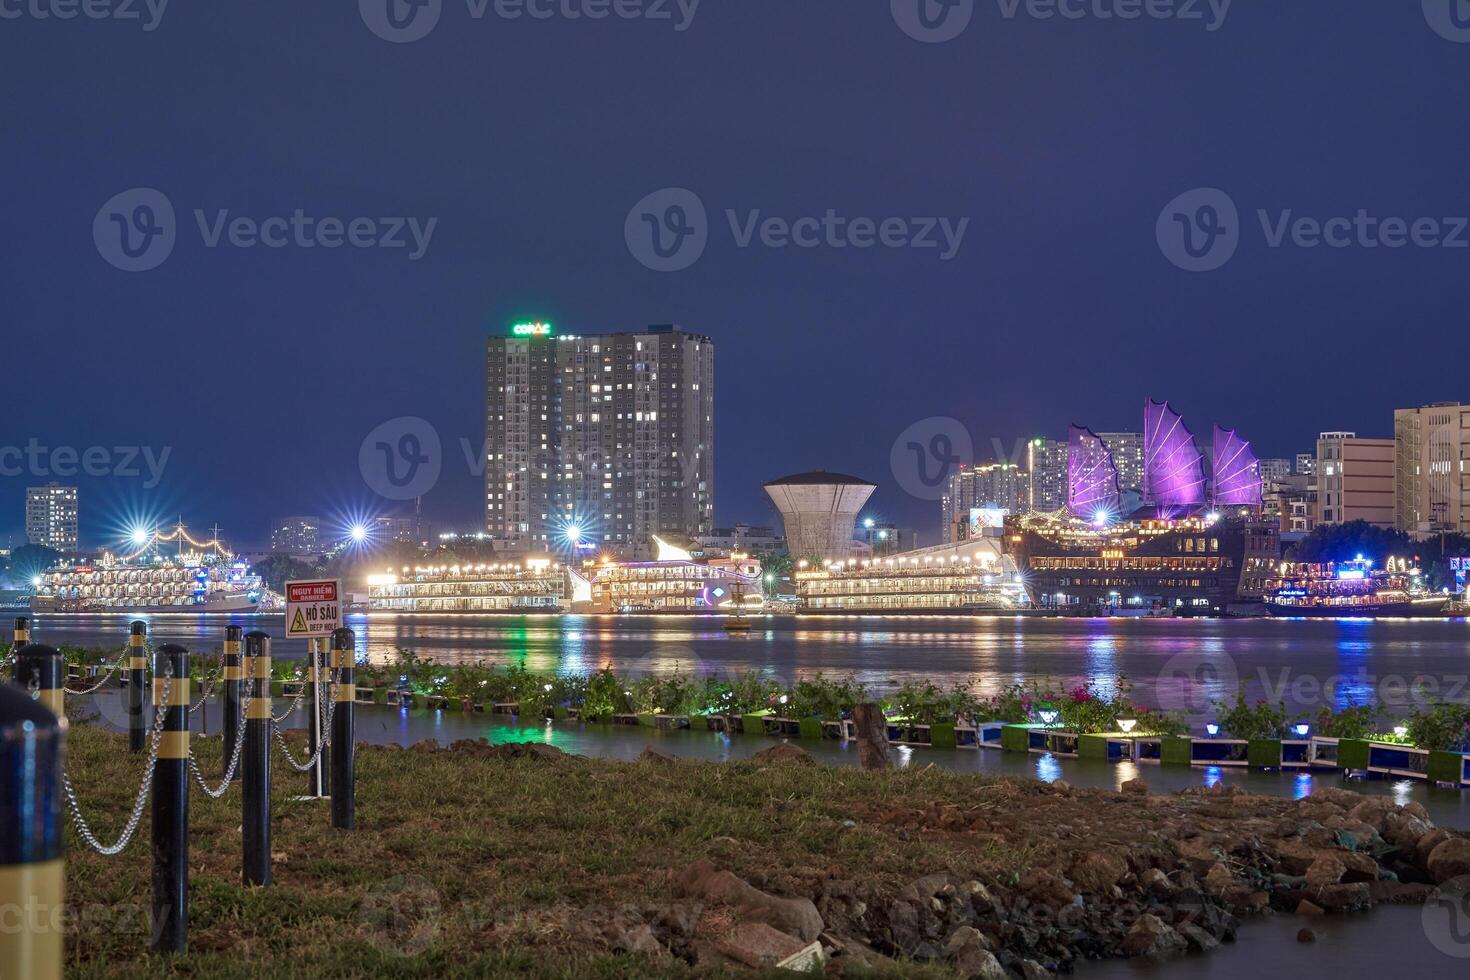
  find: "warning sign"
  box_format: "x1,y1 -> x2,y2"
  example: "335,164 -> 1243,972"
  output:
284,579 -> 342,638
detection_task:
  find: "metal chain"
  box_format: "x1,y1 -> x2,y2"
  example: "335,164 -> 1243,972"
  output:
271,670 -> 307,723
63,643 -> 136,696
188,673 -> 218,713
187,688 -> 250,798
61,667 -> 171,857
271,678 -> 336,772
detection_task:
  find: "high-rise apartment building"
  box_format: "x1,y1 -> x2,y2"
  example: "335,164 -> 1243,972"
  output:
1026,438 -> 1067,512
1316,432 -> 1394,529
1258,458 -> 1293,484
26,483 -> 78,552
270,516 -> 322,555
1393,402 -> 1470,535
942,463 -> 1029,542
485,323 -> 714,559
1294,453 -> 1316,476
1096,432 -> 1145,496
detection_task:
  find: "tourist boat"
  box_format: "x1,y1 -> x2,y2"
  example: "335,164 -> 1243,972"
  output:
1263,558 -> 1452,618
31,525 -> 268,614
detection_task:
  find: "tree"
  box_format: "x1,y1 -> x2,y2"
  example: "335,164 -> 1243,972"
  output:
1286,521 -> 1412,565
252,553 -> 321,593
1,544 -> 63,589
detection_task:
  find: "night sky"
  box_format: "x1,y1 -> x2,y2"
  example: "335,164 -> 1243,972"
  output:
4,2 -> 1467,549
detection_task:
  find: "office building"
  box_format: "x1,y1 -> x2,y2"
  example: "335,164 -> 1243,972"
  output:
695,524 -> 783,555
485,323 -> 714,560
1259,458 -> 1293,484
1393,402 -> 1470,535
942,462 -> 1029,541
1026,438 -> 1067,512
26,483 -> 78,552
1316,432 -> 1394,529
270,516 -> 322,555
1295,453 -> 1316,476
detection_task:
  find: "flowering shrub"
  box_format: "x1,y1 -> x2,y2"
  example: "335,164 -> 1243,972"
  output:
1310,703 -> 1383,741
1215,693 -> 1292,740
1403,700 -> 1470,753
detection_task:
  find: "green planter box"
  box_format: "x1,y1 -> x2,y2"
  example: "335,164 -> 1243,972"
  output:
1078,733 -> 1113,761
372,687 -> 389,705
1338,739 -> 1370,770
738,711 -> 771,735
1427,750 -> 1467,784
1248,739 -> 1283,768
636,713 -> 656,727
270,680 -> 286,698
1000,724 -> 1031,753
929,722 -> 957,750
1160,735 -> 1194,766
796,717 -> 823,740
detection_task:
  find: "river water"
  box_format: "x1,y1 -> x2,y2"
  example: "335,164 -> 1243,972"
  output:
29,612 -> 1470,721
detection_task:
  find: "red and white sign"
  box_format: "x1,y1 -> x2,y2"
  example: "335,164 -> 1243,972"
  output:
285,579 -> 341,637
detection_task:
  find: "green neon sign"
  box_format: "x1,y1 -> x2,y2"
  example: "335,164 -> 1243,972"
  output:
512,322 -> 554,337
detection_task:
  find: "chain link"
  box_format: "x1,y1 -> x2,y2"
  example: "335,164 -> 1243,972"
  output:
62,667 -> 171,857
272,669 -> 307,723
188,688 -> 250,798
63,642 -> 137,696
272,673 -> 336,772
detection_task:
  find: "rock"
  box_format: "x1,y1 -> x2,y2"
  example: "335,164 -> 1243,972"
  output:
676,861 -> 823,941
1305,855 -> 1346,887
1381,811 -> 1433,850
1426,838 -> 1470,884
946,926 -> 1005,979
1018,869 -> 1076,908
1416,829 -> 1453,868
750,742 -> 815,765
1121,778 -> 1149,796
1297,928 -> 1316,943
1069,852 -> 1127,894
1203,863 -> 1235,897
1309,786 -> 1363,809
638,744 -> 679,764
1313,882 -> 1372,911
612,923 -> 667,958
408,739 -> 438,753
1140,868 -> 1172,896
1296,900 -> 1324,916
1176,837 -> 1223,874
1402,801 -> 1432,823
1336,850 -> 1381,882
1177,922 -> 1220,953
1122,913 -> 1188,960
1051,780 -> 1072,794
1368,880 -> 1434,905
712,921 -> 810,969
1347,797 -> 1399,832
1019,959 -> 1052,979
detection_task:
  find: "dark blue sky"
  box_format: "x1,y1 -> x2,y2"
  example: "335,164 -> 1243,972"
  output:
4,2 -> 1467,550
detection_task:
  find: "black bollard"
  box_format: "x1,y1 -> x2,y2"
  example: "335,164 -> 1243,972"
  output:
222,626 -> 243,780
329,627 -> 355,830
304,638 -> 330,798
128,621 -> 148,754
0,683 -> 65,980
10,615 -> 29,658
151,644 -> 189,954
14,644 -> 64,720
242,631 -> 272,887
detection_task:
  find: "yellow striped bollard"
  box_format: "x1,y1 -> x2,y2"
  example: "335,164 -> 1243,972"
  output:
128,621 -> 148,754
151,643 -> 189,954
14,645 -> 64,719
329,627 -> 355,830
242,631 -> 272,887
0,682 -> 64,980
222,626 -> 243,781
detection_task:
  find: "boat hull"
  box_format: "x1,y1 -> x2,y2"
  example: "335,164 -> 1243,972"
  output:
1264,597 -> 1452,618
31,594 -> 262,615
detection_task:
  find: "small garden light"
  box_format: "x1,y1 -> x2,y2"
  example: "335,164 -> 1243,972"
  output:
1394,725 -> 1408,739
1293,723 -> 1310,738
1205,723 -> 1220,737
1036,703 -> 1059,727
1116,715 -> 1137,734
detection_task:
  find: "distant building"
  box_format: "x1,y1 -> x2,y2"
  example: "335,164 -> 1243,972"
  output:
942,463 -> 1029,542
764,471 -> 876,561
1026,438 -> 1068,512
1096,432 -> 1145,497
1393,402 -> 1470,536
270,516 -> 322,555
1316,432 -> 1394,529
695,524 -> 783,555
1258,458 -> 1293,484
856,520 -> 914,556
373,515 -> 421,546
1295,453 -> 1316,476
26,484 -> 78,552
484,323 -> 714,560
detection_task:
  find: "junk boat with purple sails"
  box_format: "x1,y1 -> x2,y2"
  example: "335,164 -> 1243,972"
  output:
1005,400 -> 1280,615
1262,557 -> 1452,618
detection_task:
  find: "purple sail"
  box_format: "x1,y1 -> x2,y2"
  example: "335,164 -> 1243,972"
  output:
1068,424 -> 1121,520
1212,424 -> 1262,507
1144,399 -> 1206,507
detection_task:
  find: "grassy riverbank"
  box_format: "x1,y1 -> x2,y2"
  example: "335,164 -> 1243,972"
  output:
60,723 -> 1462,978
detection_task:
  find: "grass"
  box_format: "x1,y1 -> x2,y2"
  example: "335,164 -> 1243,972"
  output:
58,723 -> 1034,978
